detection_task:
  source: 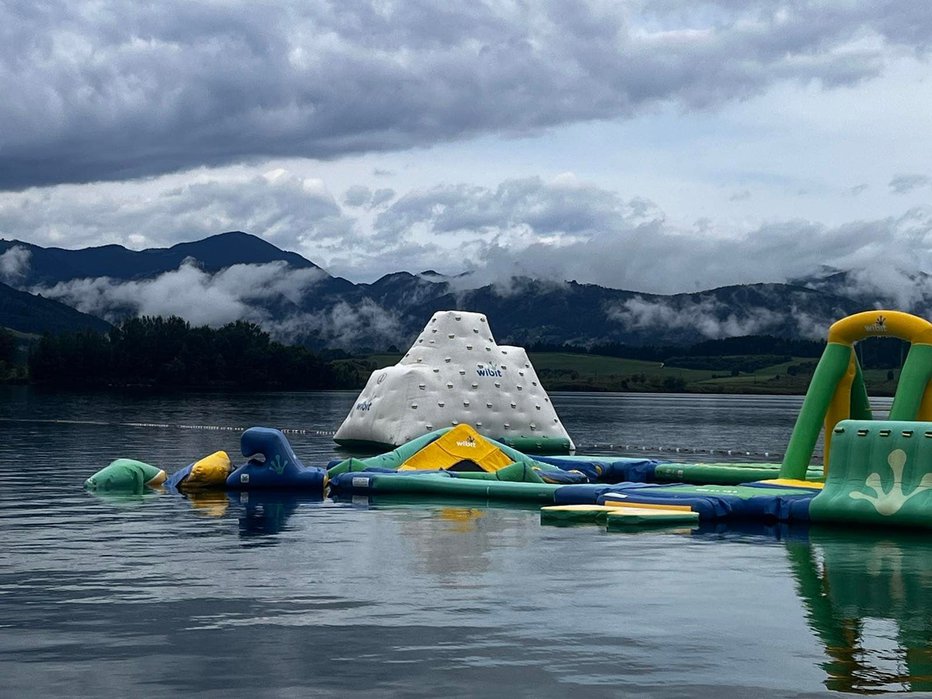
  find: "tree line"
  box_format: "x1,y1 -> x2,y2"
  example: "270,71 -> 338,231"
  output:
9,320 -> 916,389
27,316 -> 357,389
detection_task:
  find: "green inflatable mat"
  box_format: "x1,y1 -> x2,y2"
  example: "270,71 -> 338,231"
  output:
655,462 -> 823,485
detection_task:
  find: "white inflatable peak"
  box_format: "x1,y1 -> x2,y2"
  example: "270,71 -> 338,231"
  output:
334,310 -> 575,453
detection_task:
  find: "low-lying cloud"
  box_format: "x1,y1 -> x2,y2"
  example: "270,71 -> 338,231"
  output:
610,297 -> 785,338
273,300 -> 405,350
606,297 -> 840,341
0,245 -> 30,284
33,259 -> 327,331
29,258 -> 411,348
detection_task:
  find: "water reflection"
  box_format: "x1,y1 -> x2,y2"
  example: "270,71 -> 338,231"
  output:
231,491 -> 319,539
178,489 -> 326,539
788,529 -> 932,693
85,488 -> 163,508
360,495 -> 541,577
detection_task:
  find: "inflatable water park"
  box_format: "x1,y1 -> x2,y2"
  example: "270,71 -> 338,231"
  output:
86,309 -> 932,531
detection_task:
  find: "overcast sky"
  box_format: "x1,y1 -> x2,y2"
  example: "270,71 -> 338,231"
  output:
2,0 -> 932,294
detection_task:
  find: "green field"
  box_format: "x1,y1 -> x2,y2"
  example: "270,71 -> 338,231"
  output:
352,352 -> 901,395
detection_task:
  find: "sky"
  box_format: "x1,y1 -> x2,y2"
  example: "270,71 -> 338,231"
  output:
2,0 -> 932,296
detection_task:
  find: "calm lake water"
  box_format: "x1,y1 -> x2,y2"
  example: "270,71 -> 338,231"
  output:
2,387 -> 928,697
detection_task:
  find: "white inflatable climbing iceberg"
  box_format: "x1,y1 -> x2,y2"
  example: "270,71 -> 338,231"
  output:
334,310 -> 575,453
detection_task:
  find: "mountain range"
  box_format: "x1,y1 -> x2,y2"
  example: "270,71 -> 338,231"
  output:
0,232 -> 923,350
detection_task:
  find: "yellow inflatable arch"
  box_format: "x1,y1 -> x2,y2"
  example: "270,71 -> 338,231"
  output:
781,311 -> 932,479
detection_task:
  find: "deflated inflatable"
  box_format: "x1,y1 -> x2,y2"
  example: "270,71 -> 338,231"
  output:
85,459 -> 167,494
85,427 -> 327,496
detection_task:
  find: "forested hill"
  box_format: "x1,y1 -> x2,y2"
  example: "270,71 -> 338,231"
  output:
2,231 -> 919,351
0,281 -> 111,335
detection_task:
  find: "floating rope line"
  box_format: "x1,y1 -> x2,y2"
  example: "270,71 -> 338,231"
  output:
579,442 -> 792,461
0,417 -> 808,460
0,417 -> 336,437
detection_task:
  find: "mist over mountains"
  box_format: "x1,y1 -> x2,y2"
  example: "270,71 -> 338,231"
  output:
2,232 -> 928,350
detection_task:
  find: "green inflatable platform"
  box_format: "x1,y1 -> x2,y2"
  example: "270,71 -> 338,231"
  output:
811,420 -> 932,529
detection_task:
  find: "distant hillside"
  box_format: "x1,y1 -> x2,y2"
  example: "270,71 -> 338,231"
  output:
0,231 -> 907,350
0,282 -> 111,335
0,231 -> 326,286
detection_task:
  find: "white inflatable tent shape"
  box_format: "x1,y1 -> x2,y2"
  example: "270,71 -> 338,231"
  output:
333,310 -> 575,453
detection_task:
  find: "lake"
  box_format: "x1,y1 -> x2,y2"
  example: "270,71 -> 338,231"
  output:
2,387 -> 928,697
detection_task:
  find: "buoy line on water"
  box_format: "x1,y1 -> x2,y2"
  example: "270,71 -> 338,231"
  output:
0,417 -> 336,437
584,442 -> 791,461
0,417 -> 795,460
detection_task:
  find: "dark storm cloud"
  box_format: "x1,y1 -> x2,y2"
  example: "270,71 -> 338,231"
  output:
2,0 -> 926,189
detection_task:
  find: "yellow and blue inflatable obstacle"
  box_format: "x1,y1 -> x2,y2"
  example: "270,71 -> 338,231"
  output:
547,420 -> 932,529
326,423 -> 826,522
327,424 -> 659,500
166,427 -> 327,492
551,480 -> 822,523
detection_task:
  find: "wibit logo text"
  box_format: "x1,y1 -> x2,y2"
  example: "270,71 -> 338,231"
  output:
476,363 -> 503,377
864,315 -> 887,333
355,400 -> 373,411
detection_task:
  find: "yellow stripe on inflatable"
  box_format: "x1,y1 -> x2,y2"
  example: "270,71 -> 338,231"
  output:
398,424 -> 514,472
756,478 -> 824,489
606,508 -> 700,526
602,499 -> 694,512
